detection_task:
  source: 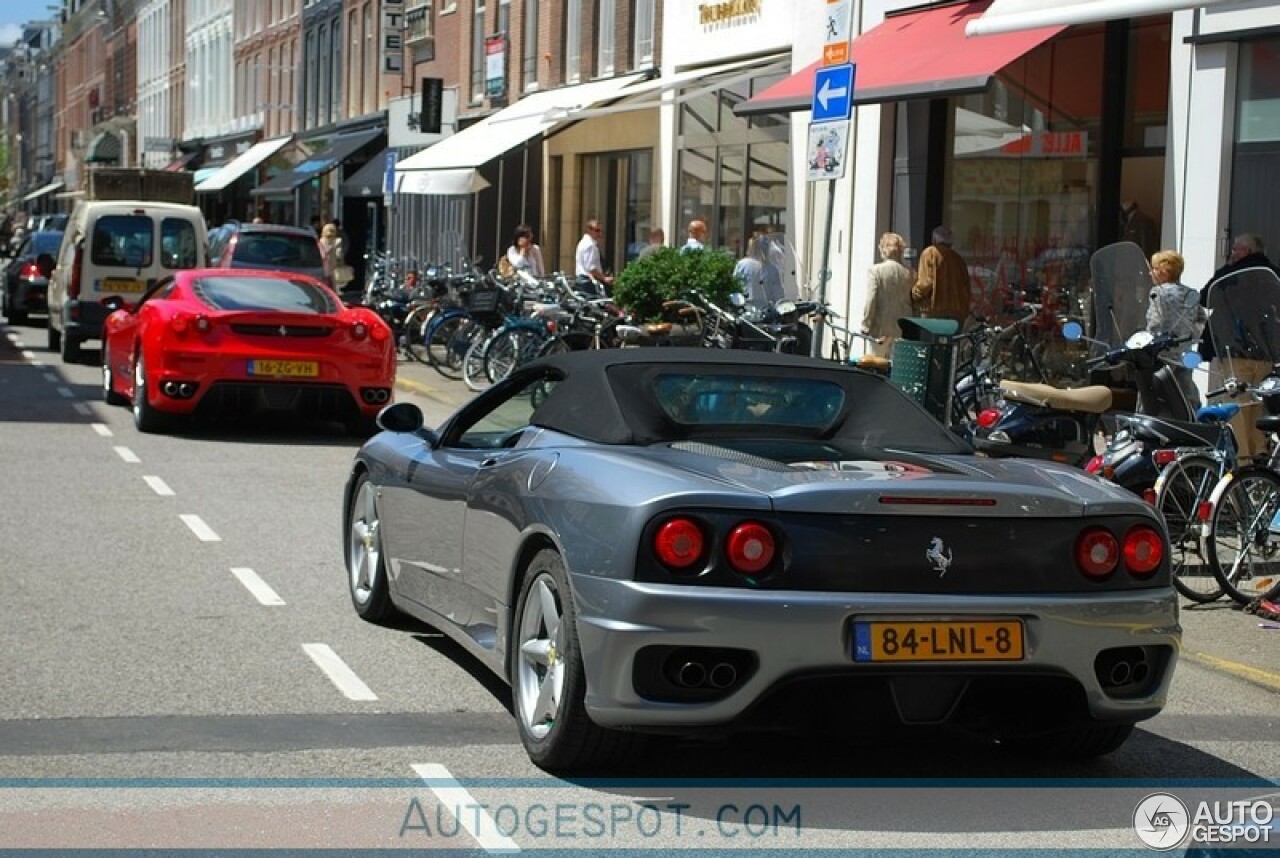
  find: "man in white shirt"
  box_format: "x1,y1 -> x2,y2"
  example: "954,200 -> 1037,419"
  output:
574,218 -> 613,294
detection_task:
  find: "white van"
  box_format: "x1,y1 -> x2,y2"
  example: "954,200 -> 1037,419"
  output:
47,200 -> 208,363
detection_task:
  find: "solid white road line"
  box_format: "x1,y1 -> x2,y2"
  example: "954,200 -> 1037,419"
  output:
114,446 -> 141,463
302,643 -> 377,701
91,423 -> 113,437
143,475 -> 174,496
412,763 -> 521,853
230,567 -> 286,606
179,514 -> 221,542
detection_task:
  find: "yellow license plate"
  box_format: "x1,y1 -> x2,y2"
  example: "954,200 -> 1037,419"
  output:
853,620 -> 1024,662
101,277 -> 146,293
248,360 -> 319,378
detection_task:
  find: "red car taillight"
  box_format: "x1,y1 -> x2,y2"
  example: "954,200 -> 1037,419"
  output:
725,522 -> 775,575
1075,527 -> 1119,578
976,408 -> 1001,429
351,322 -> 368,340
20,262 -> 40,279
169,313 -> 212,335
1084,456 -> 1103,474
1123,525 -> 1164,577
68,245 -> 82,299
653,517 -> 705,572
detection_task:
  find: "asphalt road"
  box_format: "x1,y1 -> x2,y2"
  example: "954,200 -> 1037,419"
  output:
1,321 -> 1279,854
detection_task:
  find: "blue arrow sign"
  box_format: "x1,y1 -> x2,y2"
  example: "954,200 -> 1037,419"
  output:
812,63 -> 854,123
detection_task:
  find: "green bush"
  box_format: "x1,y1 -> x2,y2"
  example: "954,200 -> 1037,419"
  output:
614,246 -> 740,322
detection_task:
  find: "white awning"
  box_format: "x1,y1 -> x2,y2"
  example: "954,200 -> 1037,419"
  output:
966,0 -> 1237,36
195,135 -> 294,193
21,180 -> 65,203
395,73 -> 648,174
395,168 -> 491,196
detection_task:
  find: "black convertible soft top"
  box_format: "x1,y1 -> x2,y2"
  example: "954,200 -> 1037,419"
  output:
523,348 -> 972,454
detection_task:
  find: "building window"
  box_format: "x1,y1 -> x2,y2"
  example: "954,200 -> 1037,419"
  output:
1230,36 -> 1280,264
522,0 -> 538,89
472,0 -> 487,101
564,0 -> 581,84
633,0 -> 654,68
597,0 -> 615,76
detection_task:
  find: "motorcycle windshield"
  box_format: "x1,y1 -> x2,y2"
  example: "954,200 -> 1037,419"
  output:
1205,266 -> 1280,365
1090,242 -> 1151,352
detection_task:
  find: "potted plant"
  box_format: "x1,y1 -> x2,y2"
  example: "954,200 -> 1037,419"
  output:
613,246 -> 740,323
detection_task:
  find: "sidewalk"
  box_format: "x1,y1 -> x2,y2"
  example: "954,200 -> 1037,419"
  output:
387,355 -> 1280,695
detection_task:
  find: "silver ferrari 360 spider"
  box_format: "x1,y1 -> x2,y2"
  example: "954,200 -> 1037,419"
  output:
342,348 -> 1179,771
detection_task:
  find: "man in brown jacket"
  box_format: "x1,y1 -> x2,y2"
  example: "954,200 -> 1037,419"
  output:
911,226 -> 971,326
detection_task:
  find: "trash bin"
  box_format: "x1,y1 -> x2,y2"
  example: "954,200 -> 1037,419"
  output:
890,317 -> 960,423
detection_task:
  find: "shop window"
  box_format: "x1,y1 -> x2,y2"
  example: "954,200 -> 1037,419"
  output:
580,149 -> 653,269
1230,36 -> 1280,262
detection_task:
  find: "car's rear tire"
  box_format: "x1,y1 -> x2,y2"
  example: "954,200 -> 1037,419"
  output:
46,324 -> 60,353
1001,721 -> 1135,759
511,548 -> 643,772
60,330 -> 81,364
132,355 -> 168,433
102,343 -> 127,406
346,475 -> 399,622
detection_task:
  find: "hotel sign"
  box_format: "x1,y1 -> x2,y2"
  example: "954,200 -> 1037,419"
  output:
383,0 -> 405,73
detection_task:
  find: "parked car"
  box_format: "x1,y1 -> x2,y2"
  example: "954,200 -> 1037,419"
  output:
342,348 -> 1180,772
2,229 -> 62,323
101,269 -> 395,435
207,222 -> 329,283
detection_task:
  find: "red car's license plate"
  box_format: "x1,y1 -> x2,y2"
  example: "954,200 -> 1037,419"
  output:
248,359 -> 319,378
853,620 -> 1024,662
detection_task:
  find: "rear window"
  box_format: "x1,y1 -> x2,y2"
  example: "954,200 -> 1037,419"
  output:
91,215 -> 153,268
653,374 -> 845,428
160,218 -> 200,269
232,234 -> 323,268
33,232 -> 63,255
191,275 -> 339,314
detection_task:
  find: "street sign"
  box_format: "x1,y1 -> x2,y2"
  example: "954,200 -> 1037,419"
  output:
823,0 -> 852,66
811,63 -> 854,124
806,121 -> 848,182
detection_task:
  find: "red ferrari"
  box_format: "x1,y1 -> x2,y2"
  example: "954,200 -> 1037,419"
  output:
101,268 -> 396,434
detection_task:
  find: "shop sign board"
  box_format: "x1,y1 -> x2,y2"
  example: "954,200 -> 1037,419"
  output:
486,34 -> 506,98
806,121 -> 848,182
823,0 -> 852,66
383,0 -> 405,73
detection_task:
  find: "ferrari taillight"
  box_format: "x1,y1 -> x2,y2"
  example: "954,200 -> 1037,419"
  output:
351,322 -> 368,340
1074,527 -> 1119,578
725,522 -> 775,575
170,314 -> 190,334
653,517 -> 706,572
194,315 -> 211,333
370,323 -> 389,342
1123,525 -> 1164,577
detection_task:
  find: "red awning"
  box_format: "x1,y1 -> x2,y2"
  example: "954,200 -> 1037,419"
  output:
735,0 -> 1065,116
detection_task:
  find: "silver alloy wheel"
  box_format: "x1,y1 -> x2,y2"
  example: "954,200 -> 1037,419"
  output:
348,481 -> 381,608
515,572 -> 565,740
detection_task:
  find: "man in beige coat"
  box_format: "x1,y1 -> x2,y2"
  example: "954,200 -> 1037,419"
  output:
912,225 -> 972,326
862,232 -> 915,358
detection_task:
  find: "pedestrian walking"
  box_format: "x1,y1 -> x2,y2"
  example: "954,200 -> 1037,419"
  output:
911,226 -> 971,326
863,232 -> 915,358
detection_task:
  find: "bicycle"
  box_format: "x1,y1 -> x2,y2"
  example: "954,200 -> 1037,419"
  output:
1202,373 -> 1280,605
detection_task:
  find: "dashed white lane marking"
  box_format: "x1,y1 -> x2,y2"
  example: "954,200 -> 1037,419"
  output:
179,514 -> 221,542
73,403 -> 91,416
114,446 -> 141,463
411,763 -> 521,853
143,475 -> 174,496
302,643 -> 377,701
230,567 -> 286,606
91,423 -> 113,437
42,373 -> 57,383
57,388 -> 75,400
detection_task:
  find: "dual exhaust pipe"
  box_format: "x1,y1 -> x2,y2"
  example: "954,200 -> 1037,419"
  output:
361,388 -> 391,404
161,381 -> 197,399
674,659 -> 739,691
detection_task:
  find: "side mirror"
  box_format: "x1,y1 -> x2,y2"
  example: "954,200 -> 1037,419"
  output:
1061,321 -> 1084,341
376,401 -> 435,440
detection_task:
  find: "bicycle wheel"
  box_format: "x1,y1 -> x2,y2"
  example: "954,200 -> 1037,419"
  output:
426,314 -> 472,378
1153,453 -> 1225,603
462,330 -> 496,392
401,305 -> 435,364
1205,465 -> 1280,605
485,328 -> 546,385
